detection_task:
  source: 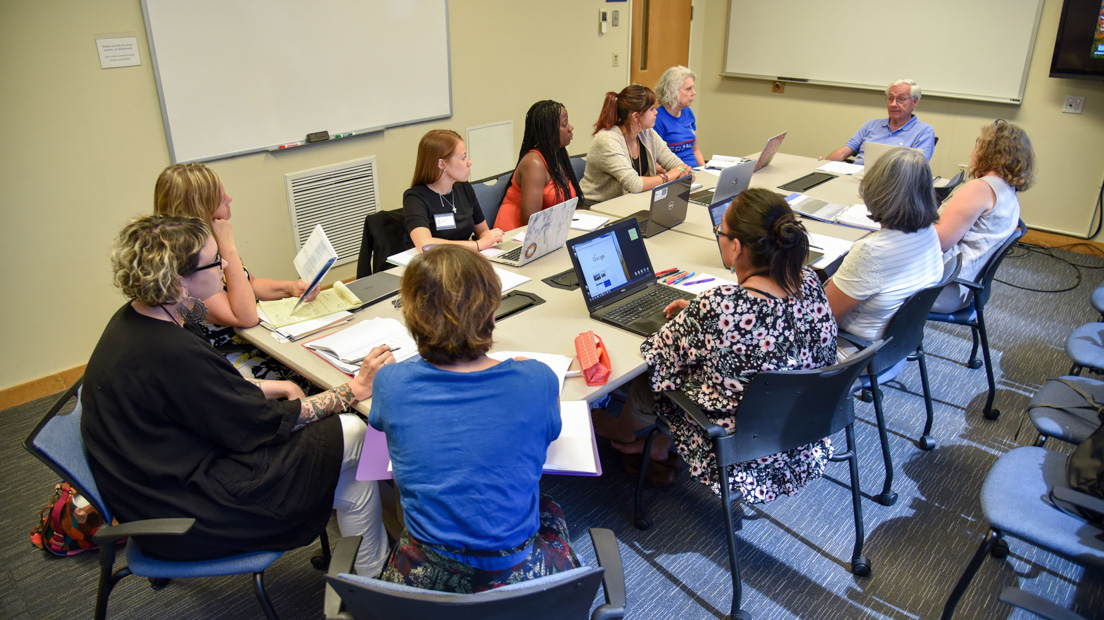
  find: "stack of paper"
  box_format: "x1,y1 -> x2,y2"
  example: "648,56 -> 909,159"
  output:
570,212 -> 609,231
304,317 -> 418,375
258,280 -> 365,328
487,351 -> 574,393
386,249 -> 530,292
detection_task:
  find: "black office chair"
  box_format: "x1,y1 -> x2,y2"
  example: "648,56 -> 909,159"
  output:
471,171 -> 512,229
633,342 -> 885,620
323,529 -> 626,620
357,210 -> 405,278
570,154 -> 587,185
24,379 -> 331,620
934,170 -> 965,203
838,256 -> 961,506
928,219 -> 1027,420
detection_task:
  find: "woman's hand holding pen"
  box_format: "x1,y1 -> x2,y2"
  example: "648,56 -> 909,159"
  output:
349,345 -> 397,401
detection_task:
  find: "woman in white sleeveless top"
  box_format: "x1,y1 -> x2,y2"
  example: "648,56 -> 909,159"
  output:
932,120 -> 1035,313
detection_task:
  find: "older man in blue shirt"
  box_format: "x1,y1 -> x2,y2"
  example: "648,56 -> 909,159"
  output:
823,79 -> 935,165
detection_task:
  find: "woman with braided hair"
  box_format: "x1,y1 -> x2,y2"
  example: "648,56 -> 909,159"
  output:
592,189 -> 841,499
493,100 -> 582,230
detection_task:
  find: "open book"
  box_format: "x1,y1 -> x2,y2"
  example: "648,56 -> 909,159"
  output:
304,317 -> 418,375
786,194 -> 879,231
355,400 -> 602,481
290,224 -> 339,314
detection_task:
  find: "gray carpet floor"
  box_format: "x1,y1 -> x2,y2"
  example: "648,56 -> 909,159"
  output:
2,242 -> 1103,619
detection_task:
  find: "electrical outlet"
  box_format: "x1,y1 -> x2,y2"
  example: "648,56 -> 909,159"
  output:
1062,95 -> 1085,114
612,52 -> 620,68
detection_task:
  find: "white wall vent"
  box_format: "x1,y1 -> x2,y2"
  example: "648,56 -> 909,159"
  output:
285,155 -> 379,266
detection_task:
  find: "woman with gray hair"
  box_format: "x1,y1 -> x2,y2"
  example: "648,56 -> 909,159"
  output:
653,65 -> 704,167
824,147 -> 943,343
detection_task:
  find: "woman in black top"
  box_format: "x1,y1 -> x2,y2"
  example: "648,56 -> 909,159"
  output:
402,129 -> 504,251
81,215 -> 394,576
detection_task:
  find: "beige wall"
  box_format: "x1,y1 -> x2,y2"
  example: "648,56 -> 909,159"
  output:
3,0 -> 1102,391
0,0 -> 631,390
693,0 -> 1104,239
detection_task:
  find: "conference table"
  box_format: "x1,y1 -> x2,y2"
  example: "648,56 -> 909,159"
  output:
236,152 -> 872,411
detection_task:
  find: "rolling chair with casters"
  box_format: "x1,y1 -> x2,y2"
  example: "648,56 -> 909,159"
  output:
838,256 -> 960,506
928,219 -> 1027,421
632,342 -> 884,620
24,379 -> 332,620
323,528 -> 626,620
471,170 -> 512,230
940,446 -> 1104,619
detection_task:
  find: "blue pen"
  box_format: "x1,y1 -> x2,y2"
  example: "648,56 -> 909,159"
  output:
670,271 -> 695,285
663,270 -> 687,284
682,277 -> 715,287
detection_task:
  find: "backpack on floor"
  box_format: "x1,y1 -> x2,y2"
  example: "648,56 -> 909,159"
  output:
30,482 -> 106,556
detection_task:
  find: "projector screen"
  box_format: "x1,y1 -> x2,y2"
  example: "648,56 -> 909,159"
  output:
142,0 -> 453,163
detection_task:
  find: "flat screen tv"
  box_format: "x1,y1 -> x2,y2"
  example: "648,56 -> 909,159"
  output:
1050,0 -> 1104,79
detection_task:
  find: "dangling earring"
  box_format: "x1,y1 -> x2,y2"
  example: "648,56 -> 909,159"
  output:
178,295 -> 208,325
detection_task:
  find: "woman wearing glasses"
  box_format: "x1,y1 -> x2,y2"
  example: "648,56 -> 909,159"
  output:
931,120 -> 1034,313
594,189 -> 839,499
81,215 -> 392,577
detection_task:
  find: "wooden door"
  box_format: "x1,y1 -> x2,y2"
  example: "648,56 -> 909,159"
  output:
630,0 -> 692,88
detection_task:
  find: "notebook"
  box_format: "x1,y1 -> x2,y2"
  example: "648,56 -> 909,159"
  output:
620,176 -> 691,238
565,217 -> 696,336
487,197 -> 578,267
708,200 -> 825,266
689,159 -> 755,207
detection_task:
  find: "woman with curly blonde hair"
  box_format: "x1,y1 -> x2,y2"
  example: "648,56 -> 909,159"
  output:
932,120 -> 1035,312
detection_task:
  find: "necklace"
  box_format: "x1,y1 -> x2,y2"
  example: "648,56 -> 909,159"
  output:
438,191 -> 457,214
159,304 -> 182,327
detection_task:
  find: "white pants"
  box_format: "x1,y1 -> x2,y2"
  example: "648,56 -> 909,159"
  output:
335,414 -> 389,577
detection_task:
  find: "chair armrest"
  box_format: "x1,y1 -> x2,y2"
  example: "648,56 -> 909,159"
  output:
999,587 -> 1088,620
662,390 -> 726,439
952,277 -> 983,292
92,518 -> 194,545
837,331 -> 873,349
1052,486 -> 1104,518
324,536 -> 361,620
588,528 -> 625,620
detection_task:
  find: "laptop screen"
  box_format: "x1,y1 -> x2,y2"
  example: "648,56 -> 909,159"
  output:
568,218 -> 655,308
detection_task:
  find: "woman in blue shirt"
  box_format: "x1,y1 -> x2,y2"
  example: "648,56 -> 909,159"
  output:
654,65 -> 704,168
369,245 -> 577,592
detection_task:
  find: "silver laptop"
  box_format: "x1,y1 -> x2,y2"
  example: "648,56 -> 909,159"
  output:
487,197 -> 578,267
621,176 -> 692,238
565,218 -> 696,336
690,159 -> 755,206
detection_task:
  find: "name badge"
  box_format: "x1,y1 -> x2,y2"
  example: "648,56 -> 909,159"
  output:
434,212 -> 457,230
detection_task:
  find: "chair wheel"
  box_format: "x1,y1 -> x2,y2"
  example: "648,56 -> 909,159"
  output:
732,611 -> 751,620
983,408 -> 1000,421
874,492 -> 898,507
851,556 -> 872,577
148,577 -> 170,590
859,389 -> 873,403
311,555 -> 330,570
968,359 -> 983,369
918,435 -> 936,451
991,539 -> 1010,559
633,517 -> 651,531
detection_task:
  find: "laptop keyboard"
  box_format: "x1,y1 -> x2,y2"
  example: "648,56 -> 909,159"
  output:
604,286 -> 687,324
498,246 -> 523,263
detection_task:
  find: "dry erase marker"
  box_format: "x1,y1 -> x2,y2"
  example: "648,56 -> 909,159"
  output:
277,141 -> 305,149
332,132 -> 356,139
682,277 -> 714,286
670,272 -> 695,285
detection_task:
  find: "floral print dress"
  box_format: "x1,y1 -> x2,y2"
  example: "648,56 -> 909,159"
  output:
641,267 -> 838,504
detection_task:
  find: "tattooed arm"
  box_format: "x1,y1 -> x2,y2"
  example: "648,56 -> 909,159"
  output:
293,345 -> 396,431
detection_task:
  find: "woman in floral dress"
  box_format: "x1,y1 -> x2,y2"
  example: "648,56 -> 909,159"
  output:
614,188 -> 839,502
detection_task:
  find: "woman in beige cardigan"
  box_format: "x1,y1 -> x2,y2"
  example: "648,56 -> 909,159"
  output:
580,85 -> 693,205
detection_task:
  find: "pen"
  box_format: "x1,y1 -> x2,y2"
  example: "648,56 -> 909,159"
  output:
670,271 -> 695,285
346,346 -> 400,365
681,277 -> 714,286
663,271 -> 687,284
655,267 -> 679,278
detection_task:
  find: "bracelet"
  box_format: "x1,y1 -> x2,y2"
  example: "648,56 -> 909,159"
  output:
474,239 -> 480,251
660,172 -> 669,182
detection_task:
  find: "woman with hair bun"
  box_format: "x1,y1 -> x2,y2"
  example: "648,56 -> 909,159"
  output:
592,188 -> 839,499
580,84 -> 693,205
931,120 -> 1034,313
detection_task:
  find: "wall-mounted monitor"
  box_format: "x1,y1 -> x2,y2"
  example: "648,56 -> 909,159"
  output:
1049,0 -> 1104,80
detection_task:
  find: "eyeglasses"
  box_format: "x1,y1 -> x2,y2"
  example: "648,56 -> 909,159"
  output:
191,252 -> 223,274
886,96 -> 913,105
713,224 -> 736,241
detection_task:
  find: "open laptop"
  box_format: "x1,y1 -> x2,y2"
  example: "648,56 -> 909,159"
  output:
343,271 -> 402,311
708,200 -> 825,266
565,217 -> 696,336
690,159 -> 755,207
619,176 -> 691,238
487,197 -> 578,267
716,131 -> 787,173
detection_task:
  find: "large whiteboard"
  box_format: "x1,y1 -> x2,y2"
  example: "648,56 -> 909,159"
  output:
142,0 -> 452,163
723,0 -> 1044,104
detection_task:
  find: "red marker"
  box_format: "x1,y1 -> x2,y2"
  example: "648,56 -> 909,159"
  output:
655,267 -> 679,278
